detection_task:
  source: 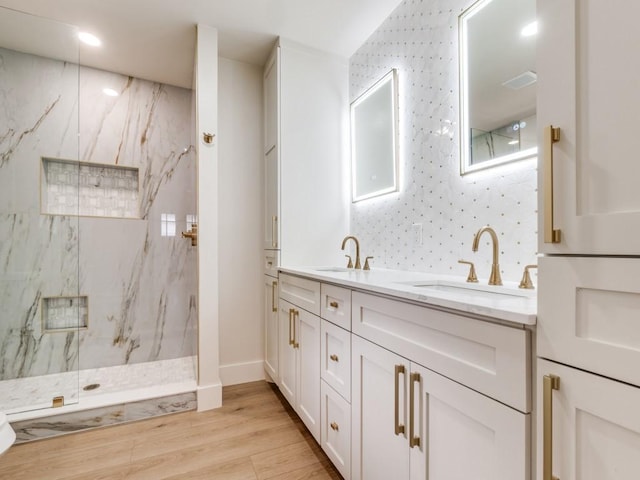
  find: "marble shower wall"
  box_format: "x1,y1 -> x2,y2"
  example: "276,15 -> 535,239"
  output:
349,0 -> 538,282
0,46 -> 196,381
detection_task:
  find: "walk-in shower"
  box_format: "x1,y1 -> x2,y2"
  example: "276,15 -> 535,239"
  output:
0,7 -> 198,441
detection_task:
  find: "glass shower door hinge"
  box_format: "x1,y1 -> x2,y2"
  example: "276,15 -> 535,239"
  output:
52,396 -> 64,408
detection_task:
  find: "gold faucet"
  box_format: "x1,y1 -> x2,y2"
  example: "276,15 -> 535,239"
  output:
341,235 -> 361,269
181,223 -> 198,247
471,226 -> 502,286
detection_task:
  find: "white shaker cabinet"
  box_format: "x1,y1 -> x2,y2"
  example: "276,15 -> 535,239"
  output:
352,335 -> 530,480
262,38 -> 349,267
537,0 -> 640,254
537,359 -> 640,480
278,299 -> 321,442
263,274 -> 278,382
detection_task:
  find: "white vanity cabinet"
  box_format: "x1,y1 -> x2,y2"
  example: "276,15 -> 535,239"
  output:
278,274 -> 321,442
351,292 -> 531,480
351,335 -> 529,480
264,273 -> 278,382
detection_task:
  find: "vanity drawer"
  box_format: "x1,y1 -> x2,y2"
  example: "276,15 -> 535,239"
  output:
321,380 -> 351,480
538,256 -> 640,389
352,291 -> 531,413
279,273 -> 320,315
320,283 -> 351,330
321,319 -> 351,401
264,250 -> 279,277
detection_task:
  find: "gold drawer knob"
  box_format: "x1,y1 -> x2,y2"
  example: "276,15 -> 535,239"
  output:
330,422 -> 339,432
329,301 -> 339,309
330,354 -> 339,362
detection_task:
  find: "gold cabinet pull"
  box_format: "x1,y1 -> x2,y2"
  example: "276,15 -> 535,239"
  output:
293,310 -> 299,349
543,374 -> 560,480
330,421 -> 339,432
329,301 -> 339,309
271,215 -> 278,248
329,354 -> 339,362
288,308 -> 294,346
544,126 -> 561,243
409,372 -> 420,448
271,281 -> 278,312
394,364 -> 406,435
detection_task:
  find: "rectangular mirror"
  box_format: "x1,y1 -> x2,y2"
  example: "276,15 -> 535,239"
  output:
351,69 -> 399,202
459,0 -> 537,174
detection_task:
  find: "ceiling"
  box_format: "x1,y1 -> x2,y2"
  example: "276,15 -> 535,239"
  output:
0,0 -> 404,89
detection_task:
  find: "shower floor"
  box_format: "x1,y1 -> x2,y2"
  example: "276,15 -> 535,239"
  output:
2,356 -> 197,419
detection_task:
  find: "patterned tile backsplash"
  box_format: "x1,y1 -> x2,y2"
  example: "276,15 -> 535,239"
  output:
348,0 -> 539,282
41,158 -> 139,218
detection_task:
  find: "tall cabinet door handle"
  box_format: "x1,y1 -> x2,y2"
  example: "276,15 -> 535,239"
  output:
288,308 -> 294,346
271,281 -> 278,312
271,216 -> 278,248
394,364 -> 406,435
543,374 -> 560,480
544,125 -> 562,243
293,310 -> 299,349
409,372 -> 421,448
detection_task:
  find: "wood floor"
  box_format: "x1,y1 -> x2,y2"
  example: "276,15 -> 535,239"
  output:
0,381 -> 343,480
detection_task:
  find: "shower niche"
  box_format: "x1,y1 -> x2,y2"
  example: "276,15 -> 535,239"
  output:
41,157 -> 140,218
42,296 -> 89,332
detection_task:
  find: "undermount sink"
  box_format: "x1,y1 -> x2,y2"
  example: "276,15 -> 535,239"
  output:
314,267 -> 353,273
398,280 -> 535,299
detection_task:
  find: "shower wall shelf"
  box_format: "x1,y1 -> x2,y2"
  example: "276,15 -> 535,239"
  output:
42,295 -> 89,332
41,157 -> 140,219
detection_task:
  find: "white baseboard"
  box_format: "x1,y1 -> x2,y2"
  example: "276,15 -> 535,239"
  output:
196,382 -> 222,411
219,360 -> 265,386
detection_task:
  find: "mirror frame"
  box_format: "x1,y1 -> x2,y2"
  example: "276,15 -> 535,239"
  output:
350,69 -> 399,202
458,0 -> 537,175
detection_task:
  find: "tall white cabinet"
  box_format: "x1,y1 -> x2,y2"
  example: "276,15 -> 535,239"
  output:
537,1 -> 640,478
262,38 -> 349,268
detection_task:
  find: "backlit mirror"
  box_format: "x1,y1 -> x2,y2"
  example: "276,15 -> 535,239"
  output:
351,69 -> 398,202
459,0 -> 537,174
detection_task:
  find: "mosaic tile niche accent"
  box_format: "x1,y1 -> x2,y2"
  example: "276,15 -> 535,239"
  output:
349,0 -> 539,282
41,158 -> 140,218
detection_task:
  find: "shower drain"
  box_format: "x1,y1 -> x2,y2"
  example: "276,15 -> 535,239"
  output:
82,383 -> 101,391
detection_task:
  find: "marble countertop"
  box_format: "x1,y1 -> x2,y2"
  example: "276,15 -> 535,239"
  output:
279,266 -> 537,326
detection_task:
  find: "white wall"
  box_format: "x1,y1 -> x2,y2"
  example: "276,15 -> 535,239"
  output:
349,0 -> 538,282
217,56 -> 264,385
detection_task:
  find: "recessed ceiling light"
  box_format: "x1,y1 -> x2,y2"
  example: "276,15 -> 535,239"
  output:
521,21 -> 538,37
78,31 -> 102,47
103,88 -> 119,97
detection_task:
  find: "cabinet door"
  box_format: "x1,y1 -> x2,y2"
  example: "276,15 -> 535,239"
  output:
278,299 -> 296,407
538,256 -> 640,388
321,380 -> 351,479
296,307 -> 321,442
321,319 -> 351,401
538,0 -> 640,254
264,47 -> 278,154
352,335 -> 409,480
264,146 -> 279,250
264,274 -> 279,382
537,359 -> 640,480
409,363 -> 529,480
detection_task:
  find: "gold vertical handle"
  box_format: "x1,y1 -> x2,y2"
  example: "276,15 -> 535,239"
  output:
293,310 -> 299,349
544,126 -> 561,243
543,374 -> 560,480
394,364 -> 406,435
409,372 -> 420,448
271,216 -> 278,248
271,281 -> 278,312
288,308 -> 294,346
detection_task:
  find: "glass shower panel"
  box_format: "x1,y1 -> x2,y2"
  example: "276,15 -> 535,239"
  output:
0,7 -> 80,413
